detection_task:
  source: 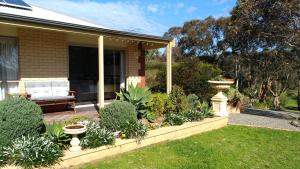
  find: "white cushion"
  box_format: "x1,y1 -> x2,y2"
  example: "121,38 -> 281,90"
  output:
51,80 -> 69,97
25,81 -> 52,99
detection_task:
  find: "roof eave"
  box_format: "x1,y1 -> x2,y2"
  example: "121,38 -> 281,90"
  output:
0,12 -> 172,43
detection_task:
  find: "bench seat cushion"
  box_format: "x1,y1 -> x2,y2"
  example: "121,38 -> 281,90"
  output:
31,95 -> 75,101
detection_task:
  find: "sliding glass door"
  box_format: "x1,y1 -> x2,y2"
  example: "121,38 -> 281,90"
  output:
69,46 -> 126,102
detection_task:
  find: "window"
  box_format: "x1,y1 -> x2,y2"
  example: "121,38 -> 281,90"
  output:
0,37 -> 19,100
0,37 -> 18,81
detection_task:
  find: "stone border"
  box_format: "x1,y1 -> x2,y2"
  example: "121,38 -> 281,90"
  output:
55,117 -> 228,168
243,108 -> 299,120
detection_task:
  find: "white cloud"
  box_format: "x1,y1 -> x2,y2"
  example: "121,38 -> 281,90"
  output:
25,0 -> 167,35
147,4 -> 159,13
186,6 -> 197,13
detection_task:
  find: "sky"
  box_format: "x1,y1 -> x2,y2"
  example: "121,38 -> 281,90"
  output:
26,0 -> 236,36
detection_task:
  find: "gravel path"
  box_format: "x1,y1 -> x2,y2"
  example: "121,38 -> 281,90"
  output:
229,113 -> 300,132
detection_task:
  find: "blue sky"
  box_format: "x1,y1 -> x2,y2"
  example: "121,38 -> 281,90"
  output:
26,0 -> 236,36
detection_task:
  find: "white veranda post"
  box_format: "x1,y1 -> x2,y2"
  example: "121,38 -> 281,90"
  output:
166,40 -> 174,94
98,35 -> 104,108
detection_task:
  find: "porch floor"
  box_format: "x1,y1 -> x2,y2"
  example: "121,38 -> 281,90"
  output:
43,100 -> 113,124
44,110 -> 99,124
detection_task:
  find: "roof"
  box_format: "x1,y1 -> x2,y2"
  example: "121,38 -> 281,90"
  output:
0,4 -> 171,42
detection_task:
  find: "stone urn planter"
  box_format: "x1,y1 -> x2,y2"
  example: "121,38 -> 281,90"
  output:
208,80 -> 234,117
63,124 -> 87,152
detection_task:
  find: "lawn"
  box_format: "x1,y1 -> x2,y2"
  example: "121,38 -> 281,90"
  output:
80,126 -> 300,169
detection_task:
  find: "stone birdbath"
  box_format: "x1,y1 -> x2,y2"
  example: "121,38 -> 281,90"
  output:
63,124 -> 87,152
208,80 -> 234,117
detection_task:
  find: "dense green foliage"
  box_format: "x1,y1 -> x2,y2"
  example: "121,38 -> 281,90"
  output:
2,136 -> 63,168
225,87 -> 250,107
100,101 -> 137,132
121,120 -> 148,141
197,102 -> 214,118
82,126 -> 300,169
81,122 -> 115,149
0,148 -> 7,166
0,97 -> 44,148
165,113 -> 188,126
155,59 -> 221,101
172,59 -> 221,101
45,122 -> 70,149
117,84 -> 152,118
187,94 -> 200,111
183,110 -> 205,121
280,90 -> 300,113
150,93 -> 174,116
169,85 -> 188,114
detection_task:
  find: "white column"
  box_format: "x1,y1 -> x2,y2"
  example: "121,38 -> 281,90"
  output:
166,41 -> 174,94
98,35 -> 104,108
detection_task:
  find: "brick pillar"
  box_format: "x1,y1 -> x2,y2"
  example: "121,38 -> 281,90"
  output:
138,43 -> 146,87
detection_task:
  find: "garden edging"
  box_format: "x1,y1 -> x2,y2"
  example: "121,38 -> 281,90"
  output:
57,117 -> 228,168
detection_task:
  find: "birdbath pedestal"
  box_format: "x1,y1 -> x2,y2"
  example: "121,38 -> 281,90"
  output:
208,80 -> 234,117
63,124 -> 87,152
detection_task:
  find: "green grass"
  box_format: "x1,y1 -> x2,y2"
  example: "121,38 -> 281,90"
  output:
80,126 -> 300,169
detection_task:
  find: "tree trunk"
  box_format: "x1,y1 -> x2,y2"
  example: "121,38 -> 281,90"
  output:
273,95 -> 280,110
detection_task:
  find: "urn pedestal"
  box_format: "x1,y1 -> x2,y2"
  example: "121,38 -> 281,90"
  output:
208,80 -> 234,117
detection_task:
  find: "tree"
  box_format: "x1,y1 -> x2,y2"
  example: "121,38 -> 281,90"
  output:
163,27 -> 183,60
226,0 -> 300,108
179,17 -> 229,62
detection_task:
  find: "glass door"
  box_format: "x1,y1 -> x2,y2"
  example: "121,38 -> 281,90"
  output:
69,46 -> 126,102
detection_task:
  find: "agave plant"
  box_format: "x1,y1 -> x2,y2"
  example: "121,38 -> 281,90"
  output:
116,84 -> 153,119
44,122 -> 70,149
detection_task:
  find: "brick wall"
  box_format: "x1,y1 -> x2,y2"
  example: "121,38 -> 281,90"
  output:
18,28 -> 68,92
126,43 -> 145,87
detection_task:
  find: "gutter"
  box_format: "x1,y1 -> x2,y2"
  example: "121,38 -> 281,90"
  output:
0,12 -> 172,42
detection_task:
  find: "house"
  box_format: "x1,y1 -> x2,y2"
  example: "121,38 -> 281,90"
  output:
0,0 -> 174,109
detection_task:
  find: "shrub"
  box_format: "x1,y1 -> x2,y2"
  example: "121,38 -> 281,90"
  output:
169,85 -> 188,114
81,122 -> 115,149
121,120 -> 147,141
2,136 -> 63,168
187,94 -> 200,111
156,58 -> 221,100
100,100 -> 137,132
150,93 -> 174,116
116,84 -> 152,119
225,87 -> 250,107
45,122 -> 70,149
184,110 -> 205,121
197,102 -> 214,118
253,101 -> 270,110
64,115 -> 93,125
0,97 -> 44,148
165,113 -> 189,126
0,148 -> 7,167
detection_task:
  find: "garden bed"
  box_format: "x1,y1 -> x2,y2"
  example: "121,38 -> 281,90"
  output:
57,117 -> 228,168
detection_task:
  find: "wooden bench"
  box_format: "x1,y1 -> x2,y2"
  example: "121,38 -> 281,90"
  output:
25,80 -> 76,113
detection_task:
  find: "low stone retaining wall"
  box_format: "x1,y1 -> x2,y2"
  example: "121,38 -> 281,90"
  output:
56,117 -> 228,168
243,108 -> 299,120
